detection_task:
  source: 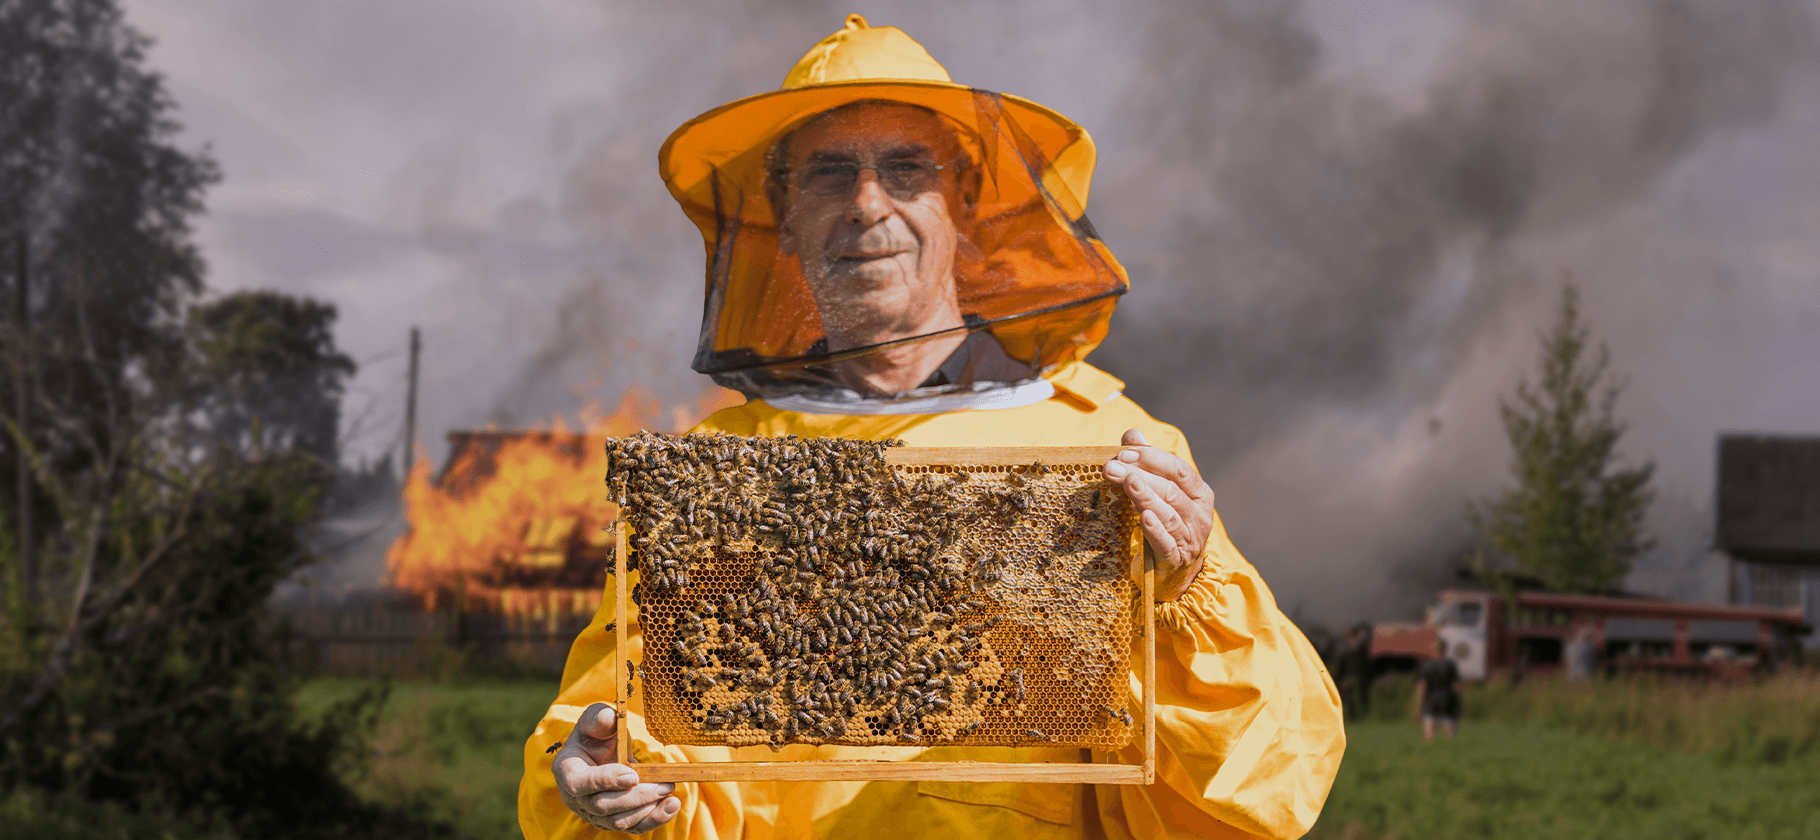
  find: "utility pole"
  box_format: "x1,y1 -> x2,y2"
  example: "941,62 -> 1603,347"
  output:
13,233 -> 33,609
403,326 -> 420,480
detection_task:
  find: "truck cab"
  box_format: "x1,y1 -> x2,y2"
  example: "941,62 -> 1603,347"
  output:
1432,592 -> 1492,680
1369,590 -> 1495,679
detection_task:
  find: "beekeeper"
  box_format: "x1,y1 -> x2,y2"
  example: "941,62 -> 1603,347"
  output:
521,16 -> 1343,839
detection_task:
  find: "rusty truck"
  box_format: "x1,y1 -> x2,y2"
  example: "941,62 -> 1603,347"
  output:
1370,588 -> 1808,680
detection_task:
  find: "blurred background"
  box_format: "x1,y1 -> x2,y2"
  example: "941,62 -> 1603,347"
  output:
3,1 -> 1819,838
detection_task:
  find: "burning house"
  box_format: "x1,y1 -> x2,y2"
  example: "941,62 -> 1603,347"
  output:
280,388 -> 742,676
387,429 -> 618,621
386,388 -> 745,620
279,429 -> 622,676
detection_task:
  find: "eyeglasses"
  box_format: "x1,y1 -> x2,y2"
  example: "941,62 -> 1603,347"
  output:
787,158 -> 948,198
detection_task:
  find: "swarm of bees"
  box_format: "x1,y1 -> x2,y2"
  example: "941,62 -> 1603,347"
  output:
605,432 -> 1139,749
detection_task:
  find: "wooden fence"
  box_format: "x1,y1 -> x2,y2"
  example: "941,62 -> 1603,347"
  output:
275,601 -> 596,678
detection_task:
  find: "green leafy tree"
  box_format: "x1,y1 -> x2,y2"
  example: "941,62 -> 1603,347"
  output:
0,289 -> 437,837
180,290 -> 357,468
2,0 -> 219,610
1468,281 -> 1656,594
0,3 -> 440,835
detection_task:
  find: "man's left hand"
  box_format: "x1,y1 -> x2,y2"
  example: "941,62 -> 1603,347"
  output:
1102,429 -> 1216,601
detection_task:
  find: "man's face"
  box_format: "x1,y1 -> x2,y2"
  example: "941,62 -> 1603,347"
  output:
775,103 -> 975,349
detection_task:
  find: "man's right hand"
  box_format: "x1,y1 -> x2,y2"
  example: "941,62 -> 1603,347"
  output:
552,703 -> 681,834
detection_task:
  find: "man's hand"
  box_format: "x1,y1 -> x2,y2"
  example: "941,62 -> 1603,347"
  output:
1102,429 -> 1216,601
552,703 -> 680,834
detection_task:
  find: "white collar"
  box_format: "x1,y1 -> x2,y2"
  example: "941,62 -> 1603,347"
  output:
760,378 -> 1056,416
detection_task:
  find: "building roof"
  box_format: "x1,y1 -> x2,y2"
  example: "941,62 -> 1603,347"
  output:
1716,434 -> 1820,562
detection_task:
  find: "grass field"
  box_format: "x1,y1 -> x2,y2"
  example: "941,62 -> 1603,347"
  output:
1365,670 -> 1820,762
1309,722 -> 1820,840
294,673 -> 1820,840
299,678 -> 558,840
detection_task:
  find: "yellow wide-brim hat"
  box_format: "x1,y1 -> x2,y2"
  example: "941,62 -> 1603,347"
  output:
661,14 -> 1127,378
661,14 -> 1100,227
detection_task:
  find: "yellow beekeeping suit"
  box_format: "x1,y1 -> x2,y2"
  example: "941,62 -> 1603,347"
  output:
518,362 -> 1345,839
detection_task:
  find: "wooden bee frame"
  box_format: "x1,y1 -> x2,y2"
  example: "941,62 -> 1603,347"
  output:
612,445 -> 1156,784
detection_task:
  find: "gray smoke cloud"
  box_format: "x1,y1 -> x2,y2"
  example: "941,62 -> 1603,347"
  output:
1103,0 -> 1814,447
1092,0 -> 1820,621
1085,0 -> 1820,622
125,0 -> 1820,621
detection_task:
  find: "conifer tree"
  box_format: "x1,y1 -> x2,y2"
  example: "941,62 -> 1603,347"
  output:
1468,281 -> 1656,594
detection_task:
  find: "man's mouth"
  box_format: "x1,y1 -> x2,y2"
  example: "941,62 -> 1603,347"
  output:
829,249 -> 906,272
833,250 -> 902,264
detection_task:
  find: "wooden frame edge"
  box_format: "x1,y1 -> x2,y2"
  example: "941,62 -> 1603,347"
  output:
634,761 -> 1147,784
1142,534 -> 1157,785
615,519 -> 630,767
883,445 -> 1126,466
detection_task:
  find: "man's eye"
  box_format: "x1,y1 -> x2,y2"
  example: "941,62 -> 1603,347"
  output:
806,164 -> 856,180
882,160 -> 933,176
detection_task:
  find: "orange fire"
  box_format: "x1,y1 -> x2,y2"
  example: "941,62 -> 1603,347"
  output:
385,385 -> 744,617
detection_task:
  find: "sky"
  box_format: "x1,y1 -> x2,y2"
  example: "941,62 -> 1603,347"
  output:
121,0 -> 1820,624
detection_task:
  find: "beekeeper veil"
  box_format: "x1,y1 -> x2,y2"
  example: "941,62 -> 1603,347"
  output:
660,15 -> 1130,405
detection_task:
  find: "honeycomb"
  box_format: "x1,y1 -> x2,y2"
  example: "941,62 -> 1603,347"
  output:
606,432 -> 1138,750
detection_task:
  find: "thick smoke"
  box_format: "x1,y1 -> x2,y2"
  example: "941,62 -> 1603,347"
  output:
131,0 -> 1820,620
1090,0 -> 1820,621
1100,0 -> 1814,461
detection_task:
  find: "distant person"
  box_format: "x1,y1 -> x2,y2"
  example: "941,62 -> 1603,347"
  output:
1335,623 -> 1375,721
1564,625 -> 1598,682
1415,640 -> 1461,741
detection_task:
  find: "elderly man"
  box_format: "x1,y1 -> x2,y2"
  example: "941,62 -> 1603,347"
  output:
520,16 -> 1343,839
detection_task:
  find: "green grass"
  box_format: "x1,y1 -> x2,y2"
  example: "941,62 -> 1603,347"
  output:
1310,722 -> 1820,840
295,672 -> 1820,840
1463,671 -> 1820,762
0,788 -> 237,840
298,678 -> 559,840
1362,670 -> 1820,763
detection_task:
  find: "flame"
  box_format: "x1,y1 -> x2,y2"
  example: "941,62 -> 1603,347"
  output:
385,385 -> 745,616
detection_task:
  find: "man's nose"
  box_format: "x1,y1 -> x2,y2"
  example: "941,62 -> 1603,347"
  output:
845,169 -> 893,227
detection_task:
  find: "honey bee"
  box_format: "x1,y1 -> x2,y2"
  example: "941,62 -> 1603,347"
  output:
1008,491 -> 1034,515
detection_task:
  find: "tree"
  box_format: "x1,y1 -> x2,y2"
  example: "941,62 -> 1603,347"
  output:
2,0 -> 219,607
0,287 -> 436,836
181,290 -> 357,468
1467,281 -> 1656,594
0,4 -> 437,834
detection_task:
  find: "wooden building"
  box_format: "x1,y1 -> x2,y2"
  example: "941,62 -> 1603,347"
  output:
1719,434 -> 1820,623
